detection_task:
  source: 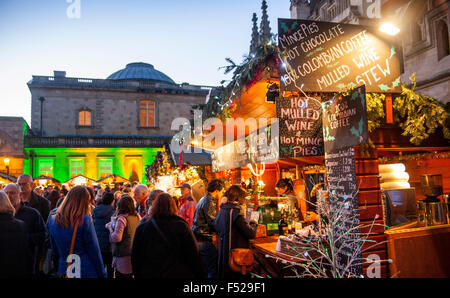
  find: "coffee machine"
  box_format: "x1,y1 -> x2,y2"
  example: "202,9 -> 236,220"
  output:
417,174 -> 447,226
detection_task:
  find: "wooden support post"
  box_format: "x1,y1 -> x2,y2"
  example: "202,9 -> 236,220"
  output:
385,93 -> 393,124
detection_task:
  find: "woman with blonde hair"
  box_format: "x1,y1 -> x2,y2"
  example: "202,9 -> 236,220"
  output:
48,186 -> 107,278
0,191 -> 31,277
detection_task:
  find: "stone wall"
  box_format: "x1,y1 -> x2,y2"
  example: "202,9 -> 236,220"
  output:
0,117 -> 28,177
29,87 -> 205,137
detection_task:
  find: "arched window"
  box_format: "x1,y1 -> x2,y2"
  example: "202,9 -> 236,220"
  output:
437,20 -> 450,60
78,110 -> 91,126
139,100 -> 155,127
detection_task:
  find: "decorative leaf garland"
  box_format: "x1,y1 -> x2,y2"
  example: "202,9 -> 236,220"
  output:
393,73 -> 450,145
194,42 -> 449,149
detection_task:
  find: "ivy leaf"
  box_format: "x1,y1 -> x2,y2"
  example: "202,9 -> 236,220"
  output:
280,21 -> 289,33
291,21 -> 298,30
350,125 -> 360,137
351,90 -> 360,101
392,76 -> 401,88
390,46 -> 396,58
358,118 -> 364,135
378,84 -> 391,92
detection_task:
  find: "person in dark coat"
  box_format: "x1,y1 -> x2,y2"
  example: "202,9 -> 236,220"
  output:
47,189 -> 61,211
92,192 -> 115,278
214,185 -> 257,279
192,179 -> 225,278
44,195 -> 65,277
17,174 -> 50,221
131,192 -> 206,278
4,183 -> 47,276
0,191 -> 32,278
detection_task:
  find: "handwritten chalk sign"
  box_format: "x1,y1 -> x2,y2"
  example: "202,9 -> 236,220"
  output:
276,96 -> 324,158
322,85 -> 368,153
325,146 -> 362,276
278,19 -> 401,93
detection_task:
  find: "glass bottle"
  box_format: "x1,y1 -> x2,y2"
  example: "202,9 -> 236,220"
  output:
278,209 -> 288,236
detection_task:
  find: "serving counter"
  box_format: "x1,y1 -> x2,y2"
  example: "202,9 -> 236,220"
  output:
385,222 -> 450,278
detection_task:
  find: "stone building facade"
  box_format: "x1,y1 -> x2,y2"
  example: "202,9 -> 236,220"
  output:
290,0 -> 450,104
382,0 -> 450,103
25,62 -> 212,183
0,117 -> 30,184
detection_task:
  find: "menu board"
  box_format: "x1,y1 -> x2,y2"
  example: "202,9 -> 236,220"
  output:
325,146 -> 362,276
276,96 -> 324,158
278,18 -> 401,93
211,125 -> 279,172
322,85 -> 368,153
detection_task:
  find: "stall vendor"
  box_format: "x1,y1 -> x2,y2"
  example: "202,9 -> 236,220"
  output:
275,178 -> 304,221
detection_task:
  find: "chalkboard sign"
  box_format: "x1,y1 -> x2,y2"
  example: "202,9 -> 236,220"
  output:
278,19 -> 401,93
276,96 -> 324,158
324,146 -> 362,276
322,85 -> 368,153
211,125 -> 279,172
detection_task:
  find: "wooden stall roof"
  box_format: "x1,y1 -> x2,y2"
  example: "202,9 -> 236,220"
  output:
64,175 -> 96,184
33,175 -> 61,184
97,174 -> 129,184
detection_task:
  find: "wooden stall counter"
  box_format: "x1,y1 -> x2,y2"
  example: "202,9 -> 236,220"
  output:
250,235 -> 331,277
385,222 -> 450,278
250,236 -> 304,278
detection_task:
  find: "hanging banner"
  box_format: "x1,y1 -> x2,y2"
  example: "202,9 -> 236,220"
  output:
322,85 -> 368,153
276,96 -> 324,158
278,18 -> 401,93
325,146 -> 362,277
211,125 -> 279,172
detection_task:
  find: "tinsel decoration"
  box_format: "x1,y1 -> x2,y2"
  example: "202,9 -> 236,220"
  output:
379,151 -> 450,164
261,180 -> 394,278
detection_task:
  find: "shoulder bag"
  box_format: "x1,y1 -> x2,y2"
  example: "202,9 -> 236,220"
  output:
228,209 -> 254,275
62,223 -> 78,278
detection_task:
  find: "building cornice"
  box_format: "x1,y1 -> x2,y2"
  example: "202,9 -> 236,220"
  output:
27,75 -> 215,96
24,135 -> 173,148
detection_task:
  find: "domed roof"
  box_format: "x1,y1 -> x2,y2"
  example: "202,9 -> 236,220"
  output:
107,62 -> 176,84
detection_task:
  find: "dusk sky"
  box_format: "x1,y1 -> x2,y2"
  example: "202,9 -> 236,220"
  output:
0,0 -> 290,124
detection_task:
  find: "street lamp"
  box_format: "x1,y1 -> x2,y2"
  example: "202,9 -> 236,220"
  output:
379,22 -> 400,36
4,158 -> 10,175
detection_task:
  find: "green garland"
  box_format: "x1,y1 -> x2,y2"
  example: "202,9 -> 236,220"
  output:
193,41 -> 449,149
394,73 -> 450,145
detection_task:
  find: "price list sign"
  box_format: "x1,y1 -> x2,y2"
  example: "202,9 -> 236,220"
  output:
325,146 -> 362,277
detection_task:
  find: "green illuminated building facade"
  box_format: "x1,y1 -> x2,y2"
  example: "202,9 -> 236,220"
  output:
24,62 -> 212,184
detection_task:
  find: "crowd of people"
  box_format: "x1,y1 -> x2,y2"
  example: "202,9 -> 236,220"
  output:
0,175 -> 258,279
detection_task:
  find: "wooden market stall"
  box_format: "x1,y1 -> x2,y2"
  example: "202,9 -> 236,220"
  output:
63,175 -> 96,187
97,174 -> 129,187
192,17 -> 450,278
33,175 -> 61,187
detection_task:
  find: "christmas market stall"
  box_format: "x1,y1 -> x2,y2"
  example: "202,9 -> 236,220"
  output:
145,144 -> 212,201
96,174 -> 130,188
33,175 -> 61,187
63,175 -> 97,187
191,15 -> 450,278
